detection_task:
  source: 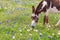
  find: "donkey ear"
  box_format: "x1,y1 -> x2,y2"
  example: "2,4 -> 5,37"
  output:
32,6 -> 35,13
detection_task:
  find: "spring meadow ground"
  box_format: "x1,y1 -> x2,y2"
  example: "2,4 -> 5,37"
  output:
0,0 -> 60,40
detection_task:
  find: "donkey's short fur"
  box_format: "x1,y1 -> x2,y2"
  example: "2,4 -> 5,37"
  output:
31,0 -> 60,28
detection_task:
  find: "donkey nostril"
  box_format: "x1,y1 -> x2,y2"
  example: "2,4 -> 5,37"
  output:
32,26 -> 35,28
36,20 -> 38,22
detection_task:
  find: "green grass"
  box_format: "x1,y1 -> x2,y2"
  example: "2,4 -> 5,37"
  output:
0,0 -> 60,40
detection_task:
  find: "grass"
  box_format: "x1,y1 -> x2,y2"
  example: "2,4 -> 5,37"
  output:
0,0 -> 60,40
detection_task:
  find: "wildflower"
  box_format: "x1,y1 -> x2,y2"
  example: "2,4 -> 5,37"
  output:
39,33 -> 42,38
12,35 -> 15,39
27,29 -> 30,32
29,33 -> 32,36
48,35 -> 51,38
34,29 -> 38,32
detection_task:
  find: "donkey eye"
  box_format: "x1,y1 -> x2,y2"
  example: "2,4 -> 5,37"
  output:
31,16 -> 35,19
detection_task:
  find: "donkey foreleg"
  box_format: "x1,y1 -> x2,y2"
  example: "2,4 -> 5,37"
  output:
44,10 -> 49,24
44,10 -> 51,27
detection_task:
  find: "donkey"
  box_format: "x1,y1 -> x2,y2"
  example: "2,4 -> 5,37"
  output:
31,0 -> 60,28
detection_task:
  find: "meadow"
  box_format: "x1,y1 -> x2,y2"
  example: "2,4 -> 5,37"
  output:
0,0 -> 60,40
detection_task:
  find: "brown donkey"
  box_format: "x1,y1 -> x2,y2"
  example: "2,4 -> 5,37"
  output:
31,0 -> 60,28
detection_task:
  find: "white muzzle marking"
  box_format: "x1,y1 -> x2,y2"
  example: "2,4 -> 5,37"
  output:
31,20 -> 36,27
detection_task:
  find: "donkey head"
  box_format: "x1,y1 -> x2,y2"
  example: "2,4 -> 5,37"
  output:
31,0 -> 48,28
31,6 -> 38,27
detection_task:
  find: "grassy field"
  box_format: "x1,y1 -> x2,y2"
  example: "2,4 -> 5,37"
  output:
0,0 -> 60,40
